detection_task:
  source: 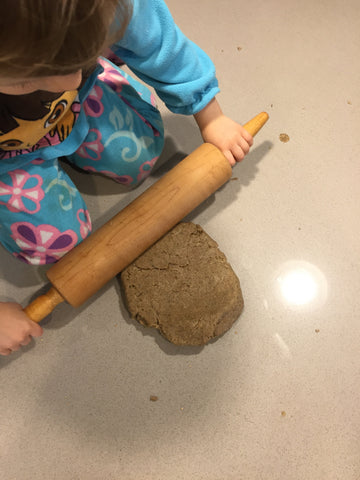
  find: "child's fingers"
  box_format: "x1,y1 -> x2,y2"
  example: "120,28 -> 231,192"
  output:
28,322 -> 43,338
240,126 -> 253,145
229,136 -> 251,163
239,136 -> 251,154
223,150 -> 236,167
231,144 -> 246,162
244,131 -> 254,146
20,335 -> 33,347
9,343 -> 21,352
0,348 -> 12,356
223,140 -> 251,165
0,330 -> 39,355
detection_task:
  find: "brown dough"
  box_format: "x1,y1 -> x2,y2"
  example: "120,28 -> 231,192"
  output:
120,223 -> 244,346
279,133 -> 290,143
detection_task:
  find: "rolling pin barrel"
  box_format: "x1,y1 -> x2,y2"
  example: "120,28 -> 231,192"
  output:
24,112 -> 269,322
47,142 -> 233,307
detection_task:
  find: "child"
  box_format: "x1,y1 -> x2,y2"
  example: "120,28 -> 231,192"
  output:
0,0 -> 253,356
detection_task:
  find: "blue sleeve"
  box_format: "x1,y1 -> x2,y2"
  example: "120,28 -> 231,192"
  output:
110,0 -> 220,115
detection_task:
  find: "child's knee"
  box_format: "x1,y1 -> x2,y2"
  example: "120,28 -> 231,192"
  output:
127,131 -> 164,186
2,210 -> 92,265
70,66 -> 165,187
71,118 -> 164,187
0,159 -> 92,265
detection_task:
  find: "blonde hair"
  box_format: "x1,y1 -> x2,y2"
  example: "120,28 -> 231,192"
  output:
0,0 -> 131,78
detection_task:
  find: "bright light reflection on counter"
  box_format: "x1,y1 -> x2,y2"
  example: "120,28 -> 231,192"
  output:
275,261 -> 328,309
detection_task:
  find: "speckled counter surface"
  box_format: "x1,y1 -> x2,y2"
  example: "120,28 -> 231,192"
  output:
1,1 -> 359,479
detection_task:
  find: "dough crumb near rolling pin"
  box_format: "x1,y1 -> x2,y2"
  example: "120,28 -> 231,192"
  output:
279,133 -> 290,143
120,222 -> 244,346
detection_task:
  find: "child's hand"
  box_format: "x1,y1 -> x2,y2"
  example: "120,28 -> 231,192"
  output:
194,98 -> 253,166
0,302 -> 43,356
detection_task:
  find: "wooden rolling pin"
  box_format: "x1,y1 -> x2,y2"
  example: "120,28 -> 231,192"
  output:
24,112 -> 269,322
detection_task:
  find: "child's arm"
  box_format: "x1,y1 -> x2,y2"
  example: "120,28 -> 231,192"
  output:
112,0 -> 252,164
111,0 -> 220,117
194,97 -> 254,166
0,302 -> 43,356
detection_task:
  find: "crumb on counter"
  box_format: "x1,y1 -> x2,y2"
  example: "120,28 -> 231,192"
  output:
279,133 -> 290,143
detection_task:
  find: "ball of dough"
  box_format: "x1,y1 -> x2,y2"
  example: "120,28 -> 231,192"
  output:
120,223 -> 244,345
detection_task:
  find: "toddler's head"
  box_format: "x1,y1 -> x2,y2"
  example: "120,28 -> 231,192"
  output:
0,0 -> 130,81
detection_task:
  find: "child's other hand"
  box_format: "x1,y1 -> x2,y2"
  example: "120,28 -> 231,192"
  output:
0,302 -> 43,356
194,98 -> 253,166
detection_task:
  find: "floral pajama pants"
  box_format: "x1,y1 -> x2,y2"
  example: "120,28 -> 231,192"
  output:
0,60 -> 164,265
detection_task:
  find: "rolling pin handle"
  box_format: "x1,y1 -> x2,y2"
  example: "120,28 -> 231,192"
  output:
24,286 -> 65,323
243,112 -> 269,137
